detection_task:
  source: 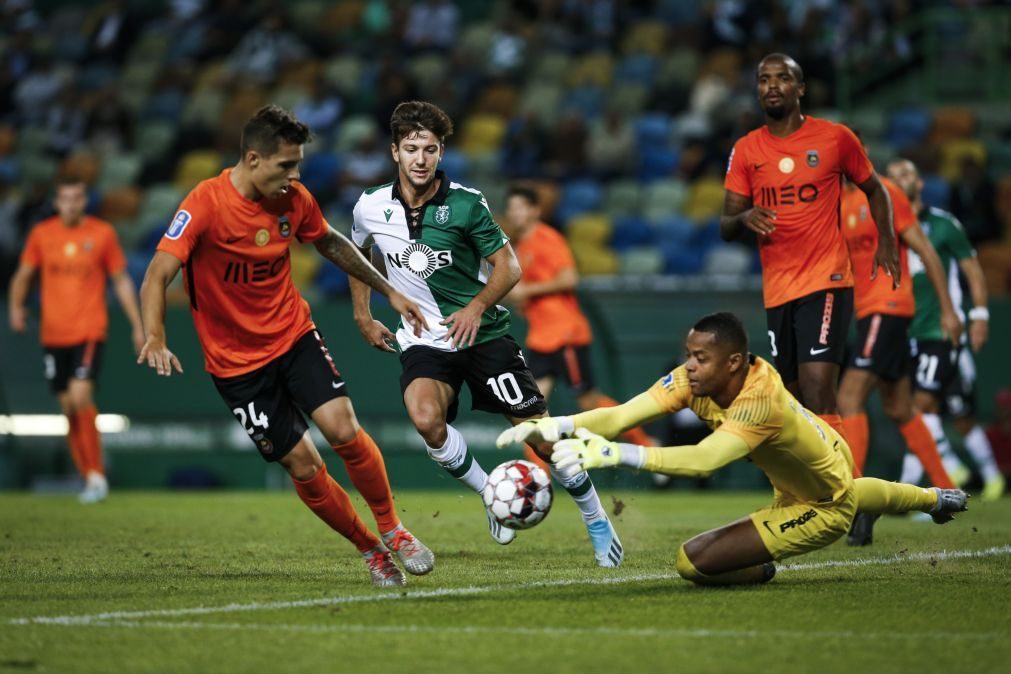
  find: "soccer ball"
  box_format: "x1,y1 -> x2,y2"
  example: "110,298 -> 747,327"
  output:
482,460 -> 553,530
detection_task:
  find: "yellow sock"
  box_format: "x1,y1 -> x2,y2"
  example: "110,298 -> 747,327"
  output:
674,546 -> 773,586
854,478 -> 938,514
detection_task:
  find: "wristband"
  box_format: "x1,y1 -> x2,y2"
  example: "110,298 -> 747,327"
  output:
617,443 -> 647,469
968,307 -> 989,321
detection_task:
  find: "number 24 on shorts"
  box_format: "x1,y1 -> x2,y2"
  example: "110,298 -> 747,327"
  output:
233,401 -> 269,435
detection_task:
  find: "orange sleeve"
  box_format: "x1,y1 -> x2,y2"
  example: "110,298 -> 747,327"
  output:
102,226 -> 127,275
19,227 -> 42,268
723,138 -> 751,197
837,124 -> 873,186
885,179 -> 916,235
294,183 -> 329,243
156,190 -> 211,264
540,227 -> 577,276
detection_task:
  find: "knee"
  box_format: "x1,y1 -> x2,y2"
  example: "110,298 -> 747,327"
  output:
286,455 -> 322,482
675,545 -> 705,583
799,383 -> 835,414
836,388 -> 862,417
409,404 -> 447,447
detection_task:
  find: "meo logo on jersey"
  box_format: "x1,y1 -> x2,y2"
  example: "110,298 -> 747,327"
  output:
166,210 -> 192,240
386,243 -> 452,279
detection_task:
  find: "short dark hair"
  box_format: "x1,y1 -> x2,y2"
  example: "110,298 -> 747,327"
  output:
390,100 -> 454,146
240,105 -> 311,156
692,312 -> 749,356
54,174 -> 87,191
758,53 -> 804,83
506,185 -> 539,206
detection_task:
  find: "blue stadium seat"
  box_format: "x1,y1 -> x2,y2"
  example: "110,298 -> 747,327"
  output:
439,149 -> 469,181
654,215 -> 694,245
610,216 -> 655,252
557,179 -> 603,222
298,152 -> 341,196
886,106 -> 932,150
616,54 -> 657,86
634,113 -> 673,150
637,146 -> 679,181
316,264 -> 350,297
661,239 -> 705,275
920,174 -> 951,210
564,86 -> 604,119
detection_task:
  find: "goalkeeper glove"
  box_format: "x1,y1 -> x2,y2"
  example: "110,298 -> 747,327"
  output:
551,428 -> 645,479
496,416 -> 575,448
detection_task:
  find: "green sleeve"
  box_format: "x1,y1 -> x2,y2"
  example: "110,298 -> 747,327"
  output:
468,194 -> 508,259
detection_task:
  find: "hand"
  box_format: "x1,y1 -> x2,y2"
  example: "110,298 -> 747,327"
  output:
872,236 -> 902,289
496,416 -> 575,448
130,326 -> 146,355
388,291 -> 429,338
440,302 -> 484,349
356,317 -> 397,353
9,305 -> 27,333
969,319 -> 988,353
940,309 -> 964,348
551,428 -> 623,478
137,335 -> 183,376
739,207 -> 777,235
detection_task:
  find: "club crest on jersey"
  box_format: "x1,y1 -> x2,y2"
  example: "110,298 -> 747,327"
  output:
386,242 -> 452,279
278,215 -> 291,238
255,228 -> 270,246
434,205 -> 451,225
806,150 -> 820,167
166,210 -> 192,240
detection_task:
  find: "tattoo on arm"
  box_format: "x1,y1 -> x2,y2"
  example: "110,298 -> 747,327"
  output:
314,229 -> 393,295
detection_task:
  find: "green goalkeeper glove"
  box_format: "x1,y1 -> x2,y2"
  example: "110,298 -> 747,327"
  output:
551,428 -> 645,479
496,416 -> 575,448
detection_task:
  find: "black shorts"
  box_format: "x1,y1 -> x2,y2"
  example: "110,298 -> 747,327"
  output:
211,329 -> 349,462
849,314 -> 911,381
910,339 -> 960,400
943,345 -> 977,418
400,335 -> 547,423
43,341 -> 104,394
526,344 -> 596,396
766,288 -> 853,385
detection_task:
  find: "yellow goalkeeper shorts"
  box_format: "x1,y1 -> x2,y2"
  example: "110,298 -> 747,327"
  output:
750,488 -> 857,560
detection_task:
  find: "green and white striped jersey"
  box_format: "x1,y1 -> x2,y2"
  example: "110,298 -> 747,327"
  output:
908,206 -> 975,341
352,171 -> 512,351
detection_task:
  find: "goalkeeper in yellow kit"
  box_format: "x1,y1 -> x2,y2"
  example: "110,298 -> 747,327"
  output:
498,312 -> 969,586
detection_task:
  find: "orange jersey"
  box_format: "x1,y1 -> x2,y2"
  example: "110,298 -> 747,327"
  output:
725,116 -> 873,308
20,215 -> 126,346
513,222 -> 592,352
841,177 -> 916,319
156,170 -> 329,377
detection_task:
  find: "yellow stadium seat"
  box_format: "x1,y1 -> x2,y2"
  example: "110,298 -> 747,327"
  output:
938,139 -> 987,182
459,114 -> 507,156
174,150 -> 223,192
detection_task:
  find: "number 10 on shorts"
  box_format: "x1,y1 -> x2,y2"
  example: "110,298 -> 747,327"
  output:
233,401 -> 269,435
487,373 -> 523,405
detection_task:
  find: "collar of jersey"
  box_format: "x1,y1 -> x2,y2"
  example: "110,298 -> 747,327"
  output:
391,170 -> 450,207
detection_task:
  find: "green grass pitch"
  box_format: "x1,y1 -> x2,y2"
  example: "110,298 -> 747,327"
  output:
2,489 -> 1009,673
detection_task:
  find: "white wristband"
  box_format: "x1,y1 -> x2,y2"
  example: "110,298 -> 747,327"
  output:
617,443 -> 647,469
968,307 -> 989,321
557,416 -> 575,437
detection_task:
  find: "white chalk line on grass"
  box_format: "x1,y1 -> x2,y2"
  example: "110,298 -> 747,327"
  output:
85,620 -> 1005,642
10,545 -> 1011,628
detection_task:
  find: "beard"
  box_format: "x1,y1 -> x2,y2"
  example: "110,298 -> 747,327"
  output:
765,104 -> 786,120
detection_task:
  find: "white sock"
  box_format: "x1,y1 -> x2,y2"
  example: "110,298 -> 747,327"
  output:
922,413 -> 964,475
549,465 -> 607,524
964,424 -> 1001,481
425,424 -> 487,493
900,453 -> 925,485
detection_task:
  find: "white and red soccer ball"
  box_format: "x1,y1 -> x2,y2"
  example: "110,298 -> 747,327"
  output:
482,460 -> 553,530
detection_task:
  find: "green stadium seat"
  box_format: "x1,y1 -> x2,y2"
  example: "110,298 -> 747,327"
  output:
135,122 -> 178,163
517,82 -> 564,126
15,127 -> 49,157
642,178 -> 688,223
608,82 -> 650,117
604,180 -> 642,218
656,48 -> 701,89
409,54 -> 450,98
181,90 -> 225,128
98,152 -> 142,191
619,247 -> 664,275
531,52 -> 571,84
18,154 -> 57,188
333,114 -> 378,152
324,55 -> 363,96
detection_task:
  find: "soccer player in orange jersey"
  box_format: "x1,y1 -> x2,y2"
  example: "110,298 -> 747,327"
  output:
837,175 -> 963,544
501,186 -> 655,465
720,53 -> 901,446
8,176 -> 145,504
138,106 -> 433,587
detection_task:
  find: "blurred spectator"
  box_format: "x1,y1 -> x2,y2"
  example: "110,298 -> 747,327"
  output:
294,76 -> 343,140
986,389 -> 1011,479
226,15 -> 309,84
13,55 -> 63,126
0,175 -> 22,283
86,0 -> 142,64
950,155 -> 1000,244
404,0 -> 460,53
45,86 -> 89,157
488,13 -> 528,75
587,110 -> 635,179
543,111 -> 588,180
501,114 -> 547,179
86,84 -> 135,154
339,127 -> 389,205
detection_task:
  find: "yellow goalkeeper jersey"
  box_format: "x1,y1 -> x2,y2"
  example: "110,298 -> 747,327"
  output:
648,356 -> 853,504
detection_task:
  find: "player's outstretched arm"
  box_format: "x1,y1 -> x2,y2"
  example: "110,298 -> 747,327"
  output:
7,262 -> 36,332
858,173 -> 901,287
552,429 -> 750,479
441,242 -> 520,349
314,228 -> 428,337
720,190 -> 775,240
111,271 -> 146,354
138,251 -> 184,376
901,223 -> 963,346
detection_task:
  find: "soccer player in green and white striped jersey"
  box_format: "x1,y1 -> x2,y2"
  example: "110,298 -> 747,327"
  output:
348,101 -> 623,566
887,159 -> 1003,500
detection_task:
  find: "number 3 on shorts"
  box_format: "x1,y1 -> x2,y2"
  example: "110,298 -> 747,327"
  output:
233,401 -> 269,435
486,372 -> 523,405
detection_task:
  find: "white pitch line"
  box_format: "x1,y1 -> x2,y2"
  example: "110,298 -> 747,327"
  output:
86,620 -> 1005,642
10,545 -> 1011,627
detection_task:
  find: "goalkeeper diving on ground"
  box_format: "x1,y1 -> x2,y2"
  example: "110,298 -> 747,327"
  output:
497,312 -> 969,586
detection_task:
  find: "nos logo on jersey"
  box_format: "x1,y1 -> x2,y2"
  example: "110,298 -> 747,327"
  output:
387,243 -> 452,279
